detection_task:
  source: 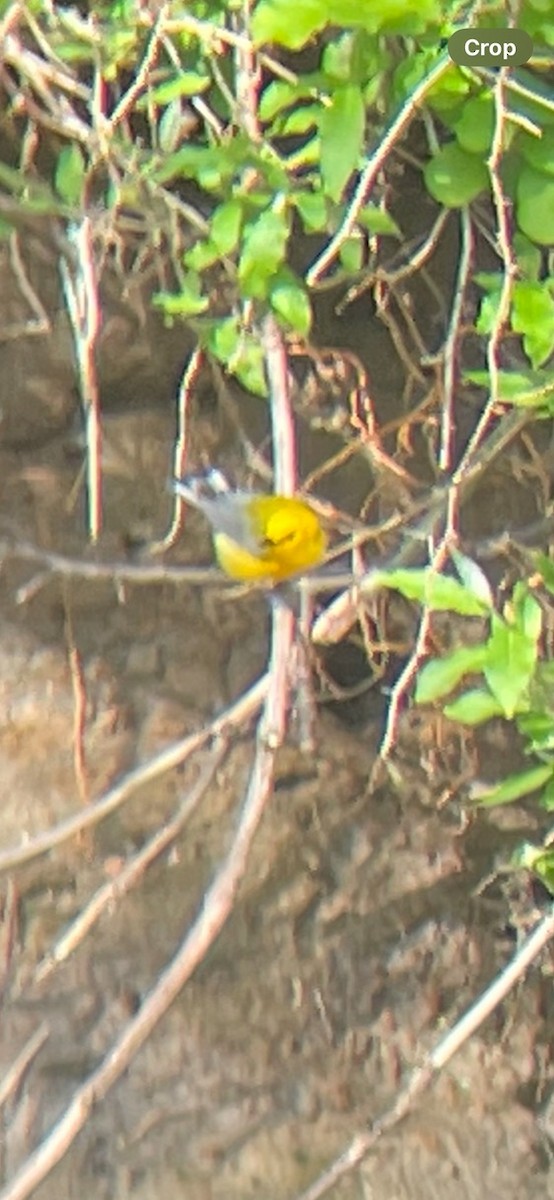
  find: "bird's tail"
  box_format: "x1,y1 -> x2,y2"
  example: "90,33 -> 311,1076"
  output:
172,467 -> 232,506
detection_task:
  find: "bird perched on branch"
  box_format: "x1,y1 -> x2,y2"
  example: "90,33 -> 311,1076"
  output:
173,468 -> 326,583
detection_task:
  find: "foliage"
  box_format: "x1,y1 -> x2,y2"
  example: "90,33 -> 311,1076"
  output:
0,0 -> 552,394
379,552 -> 554,893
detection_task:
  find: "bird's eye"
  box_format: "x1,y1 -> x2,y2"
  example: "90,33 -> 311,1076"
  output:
262,528 -> 297,549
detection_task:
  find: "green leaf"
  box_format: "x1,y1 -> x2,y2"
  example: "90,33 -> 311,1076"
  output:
154,274 -> 208,316
444,688 -> 504,725
373,568 -> 490,615
517,165 -> 554,245
322,30 -> 376,84
184,239 -> 222,270
238,207 -> 289,298
463,368 -> 554,407
519,127 -> 554,178
149,134 -> 252,190
259,78 -> 316,121
514,587 -> 542,644
540,778 -> 554,812
259,80 -> 297,122
424,142 -> 488,208
454,94 -> 495,155
513,231 -> 542,280
472,764 -> 554,807
270,269 -> 312,334
515,843 -> 554,895
210,199 -> 243,254
207,315 -> 240,362
357,205 -> 401,237
206,319 -> 268,396
451,549 -> 493,608
517,710 -> 554,753
251,0 -> 328,49
474,272 -> 554,370
474,272 -> 506,337
339,234 -> 364,272
320,84 -> 365,201
526,0 -> 554,13
54,144 -> 86,205
475,288 -> 502,337
425,62 -> 471,114
279,105 -> 320,136
147,72 -> 210,104
158,100 -> 190,153
326,0 -> 440,33
415,644 -> 489,704
505,67 -> 554,130
231,337 -> 268,396
53,39 -> 95,64
292,190 -> 328,231
484,613 -> 538,718
473,271 -> 503,293
525,847 -> 554,895
284,136 -> 321,170
512,281 -> 554,369
535,552 -> 554,595
148,145 -> 216,186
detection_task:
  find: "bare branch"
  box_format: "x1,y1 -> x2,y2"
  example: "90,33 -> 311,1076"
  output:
0,676 -> 267,873
32,739 -> 228,985
306,56 -> 451,287
60,219 -> 103,542
290,906 -> 554,1200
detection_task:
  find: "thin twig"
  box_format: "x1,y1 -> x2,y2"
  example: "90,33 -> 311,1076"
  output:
32,739 -> 228,985
234,0 -> 262,144
373,158 -> 521,758
339,208 -> 450,312
375,497 -> 457,765
0,676 -> 267,874
453,68 -> 518,483
479,66 -> 554,118
439,207 -> 473,473
0,2 -> 24,44
373,280 -> 428,387
306,55 -> 451,286
0,877 -> 19,994
150,345 -> 206,554
0,233 -> 50,340
4,540 -> 221,601
64,600 -> 89,808
290,906 -> 554,1200
386,208 -> 450,285
0,1024 -> 50,1113
60,219 -> 103,542
104,4 -> 168,134
262,313 -> 296,497
2,32 -> 90,100
0,607 -> 288,1200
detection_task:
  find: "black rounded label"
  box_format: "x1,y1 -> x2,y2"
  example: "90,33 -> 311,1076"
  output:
448,28 -> 533,68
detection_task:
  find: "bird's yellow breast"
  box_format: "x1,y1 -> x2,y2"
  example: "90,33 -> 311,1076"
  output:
213,496 -> 326,582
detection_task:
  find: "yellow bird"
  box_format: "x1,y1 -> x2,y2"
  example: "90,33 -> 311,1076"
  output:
173,468 -> 326,583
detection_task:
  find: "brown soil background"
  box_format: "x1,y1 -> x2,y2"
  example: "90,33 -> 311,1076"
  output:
0,206 -> 553,1200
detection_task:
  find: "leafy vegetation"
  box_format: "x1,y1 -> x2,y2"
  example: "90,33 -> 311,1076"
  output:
0,0 -> 552,390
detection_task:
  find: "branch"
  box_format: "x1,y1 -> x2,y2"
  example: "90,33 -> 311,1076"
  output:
32,740 -> 228,985
306,55 -> 451,287
290,906 -> 554,1200
0,676 -> 267,873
